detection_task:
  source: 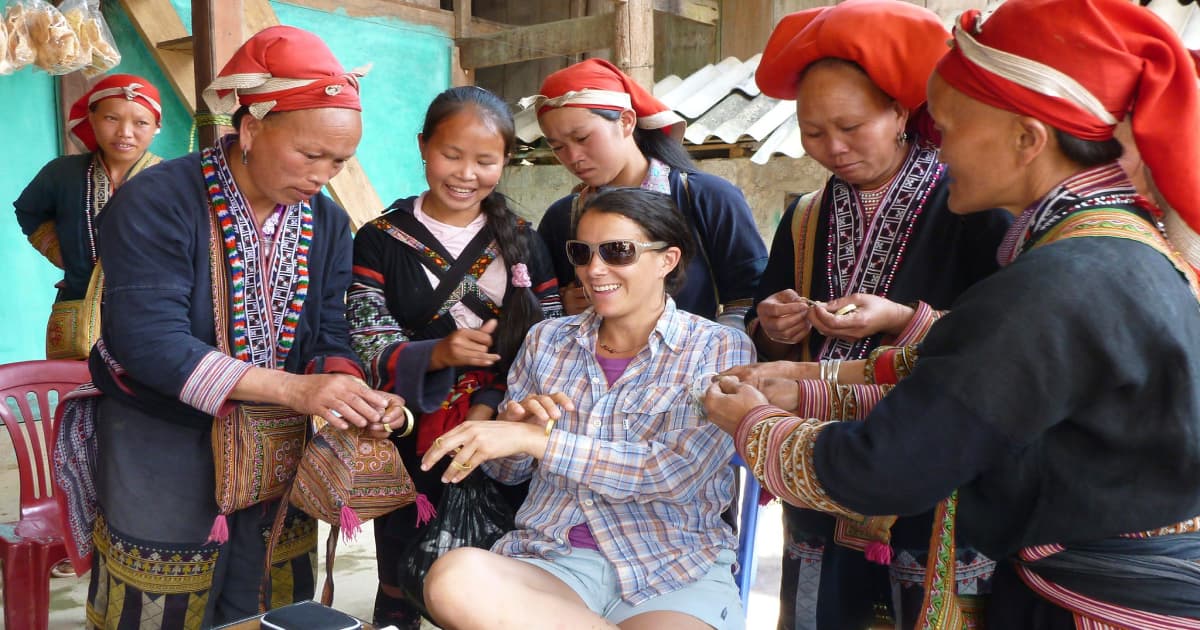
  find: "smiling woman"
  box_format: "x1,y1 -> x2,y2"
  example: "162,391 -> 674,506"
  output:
420,187 -> 755,630
345,85 -> 562,629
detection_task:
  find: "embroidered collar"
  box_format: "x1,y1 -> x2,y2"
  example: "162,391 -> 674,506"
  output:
997,162 -> 1141,266
820,144 -> 942,360
202,137 -> 313,368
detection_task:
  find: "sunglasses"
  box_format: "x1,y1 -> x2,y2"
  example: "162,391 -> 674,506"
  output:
565,239 -> 669,267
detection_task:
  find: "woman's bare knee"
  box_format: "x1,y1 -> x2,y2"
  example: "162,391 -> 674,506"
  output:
425,547 -> 493,617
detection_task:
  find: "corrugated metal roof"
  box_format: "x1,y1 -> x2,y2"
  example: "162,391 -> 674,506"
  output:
514,55 -> 803,164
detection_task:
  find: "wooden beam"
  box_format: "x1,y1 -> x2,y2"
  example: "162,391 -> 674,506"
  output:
117,0 -> 197,111
193,0 -> 243,148
452,0 -> 474,86
157,36 -> 193,52
276,0 -> 508,36
457,13 -> 615,70
653,0 -> 718,25
614,0 -> 654,87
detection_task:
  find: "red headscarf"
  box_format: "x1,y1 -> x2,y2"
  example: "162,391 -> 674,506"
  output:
67,74 -> 163,152
936,0 -> 1200,268
201,25 -> 365,119
755,0 -> 949,113
520,58 -> 685,141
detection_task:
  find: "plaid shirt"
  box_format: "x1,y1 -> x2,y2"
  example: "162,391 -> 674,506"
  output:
484,299 -> 755,604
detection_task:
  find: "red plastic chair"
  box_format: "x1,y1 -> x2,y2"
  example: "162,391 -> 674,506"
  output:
0,359 -> 90,630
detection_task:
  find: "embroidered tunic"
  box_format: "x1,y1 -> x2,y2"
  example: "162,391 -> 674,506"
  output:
748,145 -> 1011,630
738,165 -> 1200,627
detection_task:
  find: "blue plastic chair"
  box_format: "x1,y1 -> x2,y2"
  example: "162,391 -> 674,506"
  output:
731,453 -> 761,612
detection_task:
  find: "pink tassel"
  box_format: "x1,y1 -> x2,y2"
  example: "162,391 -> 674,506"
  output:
757,488 -> 776,506
864,541 -> 893,565
339,504 -> 363,541
206,514 -> 229,545
415,493 -> 437,527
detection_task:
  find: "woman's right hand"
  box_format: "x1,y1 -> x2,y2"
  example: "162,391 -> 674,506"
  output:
756,290 -> 814,344
281,372 -> 404,430
561,281 -> 591,315
429,319 -> 501,370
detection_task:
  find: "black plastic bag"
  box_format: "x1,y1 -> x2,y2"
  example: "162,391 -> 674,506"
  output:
398,471 -> 515,616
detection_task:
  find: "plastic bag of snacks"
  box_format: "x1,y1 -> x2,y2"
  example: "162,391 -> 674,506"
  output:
23,0 -> 89,75
63,0 -> 119,77
2,0 -> 36,74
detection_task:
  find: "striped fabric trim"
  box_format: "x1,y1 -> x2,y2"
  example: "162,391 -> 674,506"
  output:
737,405 -> 862,520
179,350 -> 252,415
891,301 -> 945,347
1015,562 -> 1200,629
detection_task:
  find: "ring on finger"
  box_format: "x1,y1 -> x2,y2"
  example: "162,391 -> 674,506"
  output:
451,461 -> 472,470
328,409 -> 343,419
435,436 -> 444,447
382,420 -> 392,432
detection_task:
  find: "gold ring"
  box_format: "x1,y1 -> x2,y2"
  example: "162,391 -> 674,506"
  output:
435,436 -> 444,447
382,421 -> 392,432
451,461 -> 472,470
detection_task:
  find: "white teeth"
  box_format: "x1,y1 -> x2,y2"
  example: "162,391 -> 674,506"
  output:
592,283 -> 620,292
447,186 -> 473,194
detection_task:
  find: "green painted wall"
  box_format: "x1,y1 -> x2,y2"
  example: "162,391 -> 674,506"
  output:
0,1 -> 450,364
0,68 -> 61,364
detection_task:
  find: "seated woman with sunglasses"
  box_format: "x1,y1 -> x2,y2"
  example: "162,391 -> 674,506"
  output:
420,187 -> 754,630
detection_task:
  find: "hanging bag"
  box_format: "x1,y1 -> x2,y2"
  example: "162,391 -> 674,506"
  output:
397,472 -> 515,616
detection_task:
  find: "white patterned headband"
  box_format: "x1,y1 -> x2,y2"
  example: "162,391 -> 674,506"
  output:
202,65 -> 370,119
87,82 -> 163,116
953,22 -> 1118,126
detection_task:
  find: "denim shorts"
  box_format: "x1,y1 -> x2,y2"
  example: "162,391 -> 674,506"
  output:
515,547 -> 745,629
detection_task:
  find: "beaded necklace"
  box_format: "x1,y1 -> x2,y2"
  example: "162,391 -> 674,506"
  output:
201,145 -> 312,368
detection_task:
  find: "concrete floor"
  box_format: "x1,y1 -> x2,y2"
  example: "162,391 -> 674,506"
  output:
1,423 -> 784,629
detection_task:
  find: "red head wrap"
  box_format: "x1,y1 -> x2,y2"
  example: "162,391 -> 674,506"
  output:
201,25 -> 365,119
935,0 -> 1200,268
520,58 -> 685,141
755,0 -> 949,112
67,74 -> 162,152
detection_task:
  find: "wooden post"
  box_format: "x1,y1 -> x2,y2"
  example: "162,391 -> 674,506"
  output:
614,0 -> 654,87
192,0 -> 243,147
569,0 -> 588,65
452,0 -> 474,86
57,74 -> 92,155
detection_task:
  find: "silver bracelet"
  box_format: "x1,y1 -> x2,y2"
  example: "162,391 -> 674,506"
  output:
820,358 -> 842,385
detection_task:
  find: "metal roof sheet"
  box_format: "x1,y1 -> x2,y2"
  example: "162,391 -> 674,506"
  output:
515,55 -> 803,163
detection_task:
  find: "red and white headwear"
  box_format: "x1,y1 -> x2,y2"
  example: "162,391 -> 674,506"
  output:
755,0 -> 949,112
519,58 -> 685,141
67,74 -> 163,152
936,0 -> 1200,269
201,25 -> 366,120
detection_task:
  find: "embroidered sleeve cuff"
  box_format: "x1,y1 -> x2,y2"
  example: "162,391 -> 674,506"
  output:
180,351 -> 252,415
736,405 -> 863,519
889,301 -> 944,347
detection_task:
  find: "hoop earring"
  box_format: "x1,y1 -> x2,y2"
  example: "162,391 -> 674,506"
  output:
896,130 -> 909,148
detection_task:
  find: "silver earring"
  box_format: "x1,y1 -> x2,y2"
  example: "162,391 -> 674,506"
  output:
896,130 -> 909,147
241,147 -> 249,165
